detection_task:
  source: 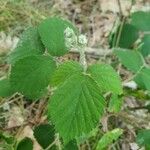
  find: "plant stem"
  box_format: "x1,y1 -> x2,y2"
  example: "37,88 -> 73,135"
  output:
79,47 -> 87,72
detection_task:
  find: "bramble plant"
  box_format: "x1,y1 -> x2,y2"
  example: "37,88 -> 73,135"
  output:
0,17 -> 124,149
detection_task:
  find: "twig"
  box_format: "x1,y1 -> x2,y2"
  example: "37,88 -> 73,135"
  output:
116,0 -> 123,16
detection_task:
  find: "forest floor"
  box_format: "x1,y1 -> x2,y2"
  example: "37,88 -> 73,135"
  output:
0,0 -> 150,150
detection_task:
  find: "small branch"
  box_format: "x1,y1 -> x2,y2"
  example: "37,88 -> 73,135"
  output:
115,17 -> 126,47
116,0 -> 123,17
79,47 -> 87,72
128,106 -> 148,111
70,47 -> 112,58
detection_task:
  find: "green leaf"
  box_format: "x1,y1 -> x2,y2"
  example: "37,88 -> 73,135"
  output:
7,27 -> 45,64
49,74 -> 106,143
96,128 -> 123,150
0,132 -> 15,144
10,55 -> 56,99
0,79 -> 14,97
118,23 -> 139,48
33,124 -> 55,149
114,49 -> 144,73
108,94 -> 123,113
131,11 -> 150,31
140,35 -> 150,57
51,61 -> 83,86
87,64 -> 122,94
16,137 -> 33,150
134,68 -> 150,91
136,129 -> 150,149
63,140 -> 78,150
38,17 -> 77,56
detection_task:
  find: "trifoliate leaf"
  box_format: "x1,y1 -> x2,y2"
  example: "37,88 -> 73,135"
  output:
38,17 -> 77,56
118,23 -> 139,49
10,55 -> 56,99
134,68 -> 150,91
136,129 -> 150,149
33,124 -> 55,149
140,35 -> 150,57
87,64 -> 122,94
114,49 -> 144,73
51,61 -> 83,86
0,79 -> 14,97
16,137 -> 33,150
63,140 -> 78,150
7,27 -> 45,64
108,94 -> 123,113
96,128 -> 123,150
49,74 -> 106,143
131,11 -> 150,31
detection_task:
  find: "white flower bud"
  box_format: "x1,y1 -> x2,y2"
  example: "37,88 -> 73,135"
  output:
78,34 -> 88,46
64,27 -> 77,49
64,27 -> 75,38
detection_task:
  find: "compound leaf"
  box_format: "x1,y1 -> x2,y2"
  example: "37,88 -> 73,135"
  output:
114,49 -> 144,73
96,128 -> 123,150
49,74 -> 106,143
87,64 -> 122,94
131,11 -> 150,31
33,124 -> 55,149
7,27 -> 45,64
16,137 -> 33,150
10,55 -> 56,99
38,17 -> 77,56
51,61 -> 83,86
0,79 -> 14,97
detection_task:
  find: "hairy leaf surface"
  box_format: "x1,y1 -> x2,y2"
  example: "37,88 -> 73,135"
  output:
8,27 -> 44,64
49,74 -> 106,143
51,61 -> 83,86
87,64 -> 122,94
38,17 -> 77,56
10,55 -> 56,99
